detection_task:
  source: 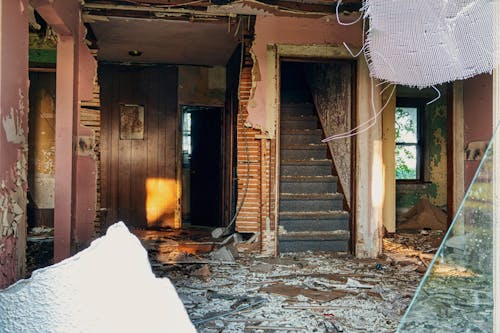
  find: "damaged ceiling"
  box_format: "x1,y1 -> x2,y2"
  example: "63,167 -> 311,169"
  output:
82,0 -> 361,65
88,16 -> 239,65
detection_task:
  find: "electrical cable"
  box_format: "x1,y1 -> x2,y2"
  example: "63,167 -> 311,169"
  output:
335,0 -> 364,26
218,16 -> 251,237
322,80 -> 396,141
426,85 -> 441,105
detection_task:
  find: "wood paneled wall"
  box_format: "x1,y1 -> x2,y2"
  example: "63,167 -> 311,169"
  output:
99,65 -> 178,229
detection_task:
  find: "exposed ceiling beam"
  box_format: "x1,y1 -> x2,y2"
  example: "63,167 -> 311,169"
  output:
83,0 -> 363,19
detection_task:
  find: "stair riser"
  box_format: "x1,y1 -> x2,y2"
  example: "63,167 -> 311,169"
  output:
280,164 -> 331,176
279,240 -> 349,252
281,119 -> 318,130
281,149 -> 326,160
281,134 -> 323,145
281,181 -> 337,194
280,199 -> 343,212
280,218 -> 349,232
281,106 -> 314,117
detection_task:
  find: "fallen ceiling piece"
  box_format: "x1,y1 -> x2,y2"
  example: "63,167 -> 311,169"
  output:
0,222 -> 196,333
364,0 -> 493,87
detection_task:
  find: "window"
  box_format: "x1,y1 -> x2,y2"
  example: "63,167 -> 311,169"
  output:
182,110 -> 192,167
395,100 -> 424,180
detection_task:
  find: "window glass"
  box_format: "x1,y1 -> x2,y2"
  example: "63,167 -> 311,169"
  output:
396,106 -> 419,180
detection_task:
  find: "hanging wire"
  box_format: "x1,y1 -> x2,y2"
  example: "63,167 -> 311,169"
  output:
426,85 -> 442,105
322,80 -> 396,141
335,0 -> 364,26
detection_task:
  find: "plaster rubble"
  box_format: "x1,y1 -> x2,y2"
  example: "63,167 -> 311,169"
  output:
0,222 -> 196,333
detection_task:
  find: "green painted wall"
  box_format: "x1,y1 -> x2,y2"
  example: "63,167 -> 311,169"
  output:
29,32 -> 57,65
395,87 -> 447,215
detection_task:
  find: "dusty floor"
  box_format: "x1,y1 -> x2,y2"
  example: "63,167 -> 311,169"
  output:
25,227 -> 443,332
136,229 -> 443,333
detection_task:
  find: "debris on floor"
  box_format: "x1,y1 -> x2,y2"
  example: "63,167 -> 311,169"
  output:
26,226 -> 54,277
1,222 -> 196,333
138,229 -> 441,333
20,224 -> 441,332
398,198 -> 447,231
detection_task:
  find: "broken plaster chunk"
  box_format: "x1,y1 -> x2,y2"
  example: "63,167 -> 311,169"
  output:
211,246 -> 235,263
0,222 -> 196,333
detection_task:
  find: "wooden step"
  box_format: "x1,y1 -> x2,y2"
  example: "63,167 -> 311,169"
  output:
280,175 -> 337,194
280,159 -> 332,176
279,211 -> 349,232
280,193 -> 343,212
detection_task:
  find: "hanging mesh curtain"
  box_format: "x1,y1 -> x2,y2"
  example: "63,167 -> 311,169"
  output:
364,0 -> 494,88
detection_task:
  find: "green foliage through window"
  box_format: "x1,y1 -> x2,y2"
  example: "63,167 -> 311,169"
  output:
395,107 -> 418,180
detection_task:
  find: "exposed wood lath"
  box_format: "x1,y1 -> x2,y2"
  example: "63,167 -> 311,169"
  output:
80,51 -> 102,237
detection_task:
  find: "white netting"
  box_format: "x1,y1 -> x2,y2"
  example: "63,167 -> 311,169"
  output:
364,0 -> 494,88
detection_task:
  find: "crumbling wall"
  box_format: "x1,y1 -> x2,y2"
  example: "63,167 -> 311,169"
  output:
247,15 -> 362,135
0,0 -> 29,287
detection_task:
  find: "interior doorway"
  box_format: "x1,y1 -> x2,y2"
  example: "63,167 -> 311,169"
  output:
182,106 -> 223,227
27,70 -> 57,229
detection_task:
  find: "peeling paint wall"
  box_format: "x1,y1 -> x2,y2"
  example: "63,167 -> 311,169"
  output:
395,87 -> 448,218
0,0 -> 29,287
74,21 -> 99,251
178,66 -> 226,106
31,0 -> 98,260
247,16 -> 362,135
305,62 -> 352,205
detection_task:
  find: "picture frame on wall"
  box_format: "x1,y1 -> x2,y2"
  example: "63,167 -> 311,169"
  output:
119,104 -> 144,140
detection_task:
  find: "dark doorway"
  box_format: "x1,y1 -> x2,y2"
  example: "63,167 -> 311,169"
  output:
182,106 -> 223,227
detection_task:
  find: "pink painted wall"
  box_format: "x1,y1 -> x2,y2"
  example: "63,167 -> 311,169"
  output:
75,23 -> 98,250
247,16 -> 363,132
33,0 -> 97,260
463,73 -> 493,190
31,0 -> 80,36
0,0 -> 29,288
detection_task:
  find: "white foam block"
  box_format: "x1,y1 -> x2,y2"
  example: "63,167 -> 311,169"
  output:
0,222 -> 196,333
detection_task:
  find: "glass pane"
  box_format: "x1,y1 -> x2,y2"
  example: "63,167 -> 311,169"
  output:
396,145 -> 417,179
397,131 -> 495,332
396,107 -> 418,143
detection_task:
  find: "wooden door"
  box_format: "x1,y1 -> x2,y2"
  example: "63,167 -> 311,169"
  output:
189,108 -> 222,227
100,65 -> 178,229
222,45 -> 241,227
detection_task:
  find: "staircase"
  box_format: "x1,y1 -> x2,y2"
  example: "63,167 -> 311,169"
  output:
279,102 -> 350,252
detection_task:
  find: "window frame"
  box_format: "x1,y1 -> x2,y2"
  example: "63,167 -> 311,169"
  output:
395,98 -> 427,183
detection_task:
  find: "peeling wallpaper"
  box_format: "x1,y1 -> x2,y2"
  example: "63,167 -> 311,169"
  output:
305,62 -> 352,205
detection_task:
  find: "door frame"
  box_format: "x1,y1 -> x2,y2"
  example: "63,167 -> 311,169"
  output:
268,44 -> 378,256
277,57 -> 357,253
178,104 -> 231,228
